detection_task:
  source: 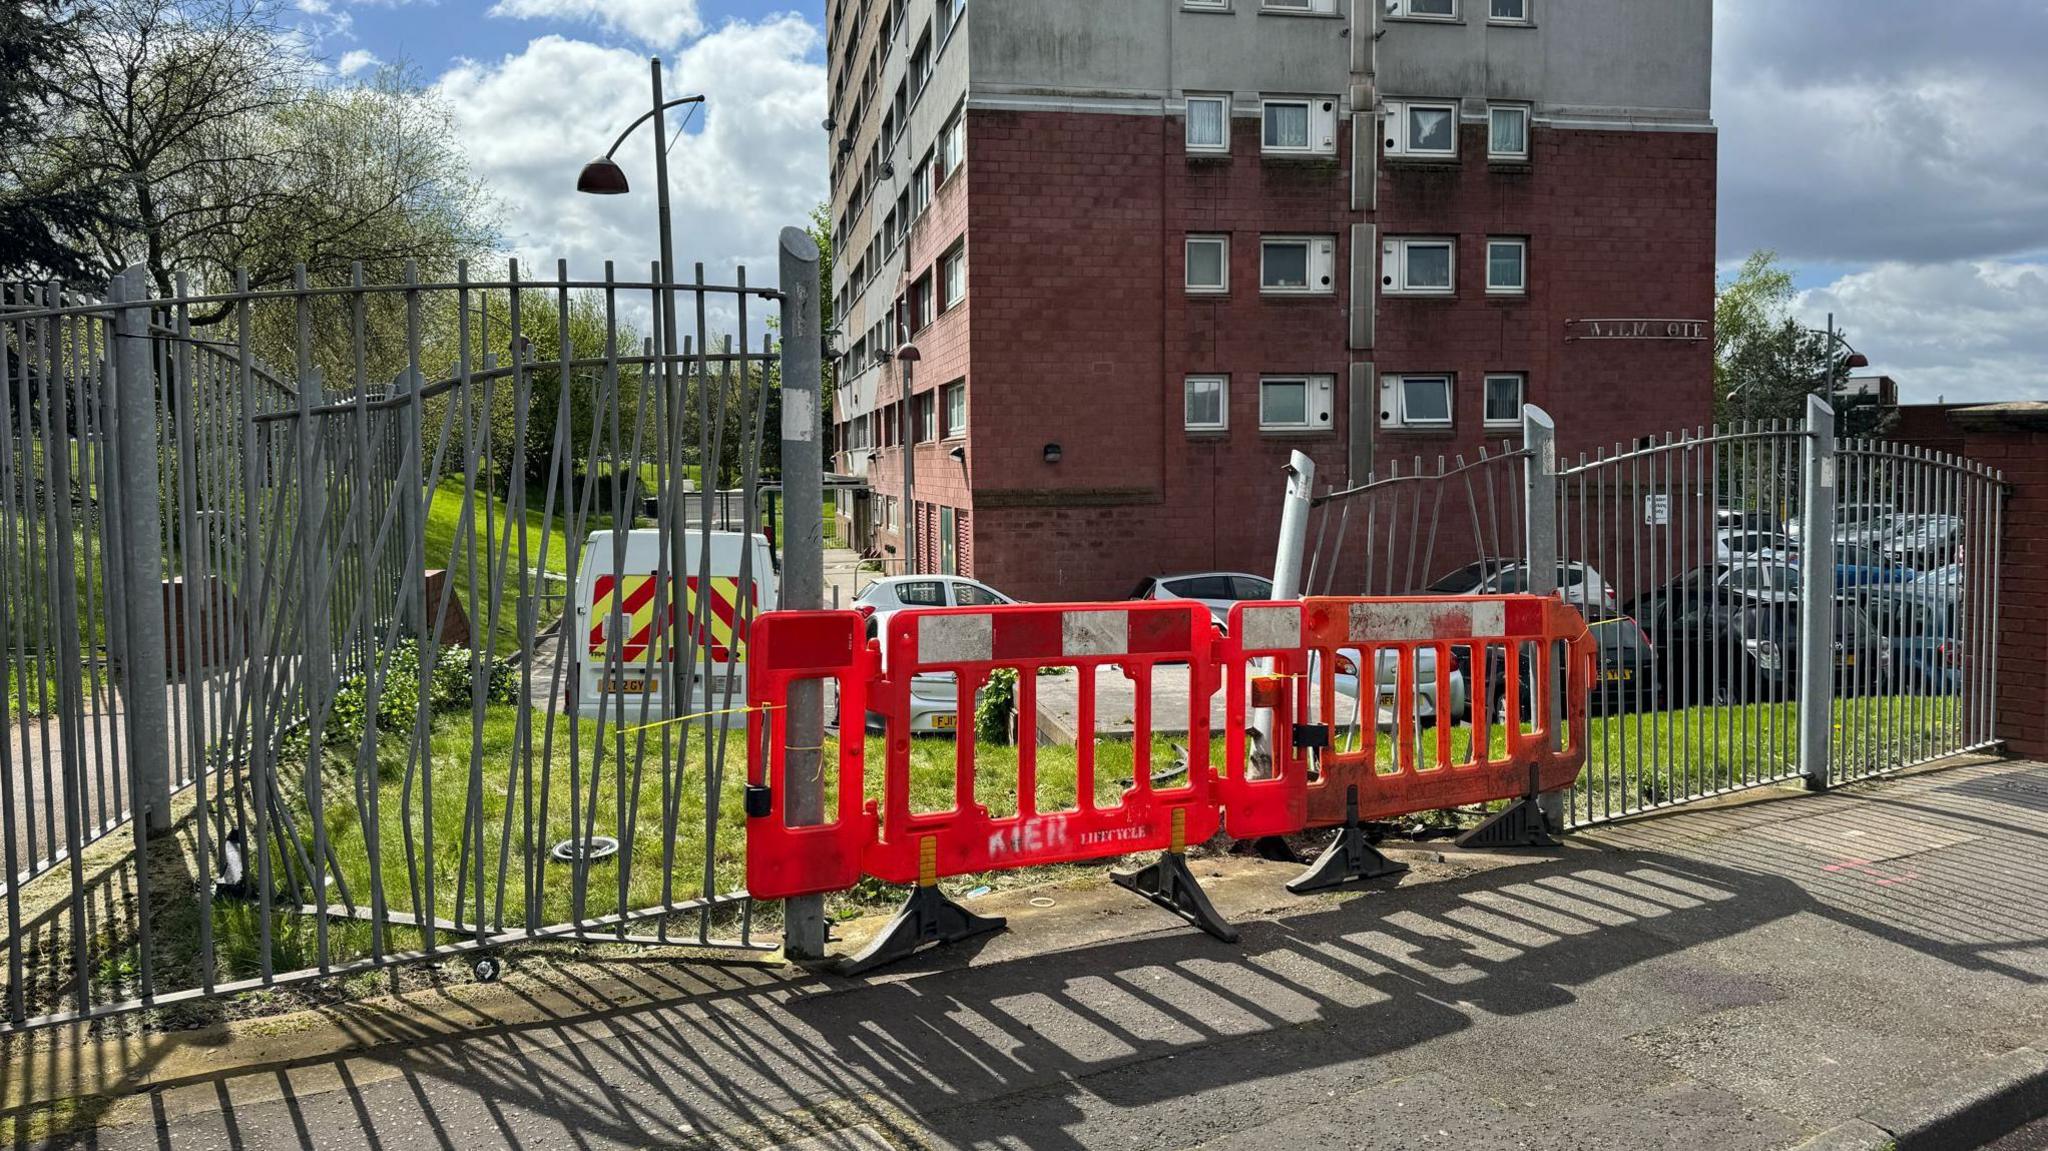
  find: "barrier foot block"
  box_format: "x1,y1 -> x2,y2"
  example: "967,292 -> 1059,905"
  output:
1286,823 -> 1409,895
1456,796 -> 1560,850
1110,853 -> 1240,943
833,885 -> 1006,977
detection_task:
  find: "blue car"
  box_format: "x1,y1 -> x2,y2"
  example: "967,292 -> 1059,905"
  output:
1854,593 -> 1959,692
1829,543 -> 1916,589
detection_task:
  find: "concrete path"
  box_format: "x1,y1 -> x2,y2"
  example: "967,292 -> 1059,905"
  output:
13,757 -> 2048,1149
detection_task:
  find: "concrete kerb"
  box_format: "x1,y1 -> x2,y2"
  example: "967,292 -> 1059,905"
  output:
1793,1045 -> 2048,1151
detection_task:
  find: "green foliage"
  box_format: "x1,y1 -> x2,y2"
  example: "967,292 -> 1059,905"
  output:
327,641 -> 423,748
1714,250 -> 1858,424
976,668 -> 1019,745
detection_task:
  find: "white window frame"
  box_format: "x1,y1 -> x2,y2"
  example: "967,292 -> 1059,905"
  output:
1259,96 -> 1338,156
1185,93 -> 1230,154
942,380 -> 966,438
1389,374 -> 1454,429
1263,0 -> 1338,12
937,108 -> 966,184
1488,104 -> 1531,160
1488,0 -> 1529,23
1185,376 -> 1228,432
1258,374 -> 1334,432
1483,373 -> 1524,427
940,243 -> 966,310
1486,238 -> 1527,295
1185,235 -> 1230,294
1183,0 -> 1228,8
1387,0 -> 1457,18
1260,235 -> 1337,295
1383,101 -> 1460,158
1381,237 -> 1456,296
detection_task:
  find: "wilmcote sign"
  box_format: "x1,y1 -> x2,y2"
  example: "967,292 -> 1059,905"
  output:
1567,319 -> 1711,342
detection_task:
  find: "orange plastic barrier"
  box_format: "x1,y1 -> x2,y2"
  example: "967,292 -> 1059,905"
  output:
863,600 -> 1222,886
743,611 -> 870,901
744,593 -> 1595,965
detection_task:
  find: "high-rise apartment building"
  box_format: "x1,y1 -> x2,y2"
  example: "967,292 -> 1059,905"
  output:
825,0 -> 1715,601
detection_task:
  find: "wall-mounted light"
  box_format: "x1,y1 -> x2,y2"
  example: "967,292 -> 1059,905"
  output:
948,445 -> 965,463
1043,443 -> 1063,464
866,450 -> 881,463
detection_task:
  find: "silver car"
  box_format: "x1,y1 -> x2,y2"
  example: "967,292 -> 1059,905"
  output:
854,575 -> 1019,734
1128,572 -> 1273,634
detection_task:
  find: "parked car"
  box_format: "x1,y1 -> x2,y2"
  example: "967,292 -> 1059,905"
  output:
1630,567 -> 1886,704
1423,559 -> 1620,611
1789,502 -> 1892,543
1855,592 -> 1960,693
1829,543 -> 1916,589
1312,646 -> 1468,732
1715,529 -> 1797,565
852,575 -> 1022,734
1128,572 -> 1272,633
1879,514 -> 1963,570
1462,608 -> 1657,720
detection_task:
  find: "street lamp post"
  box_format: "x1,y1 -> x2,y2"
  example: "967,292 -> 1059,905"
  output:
897,343 -> 921,574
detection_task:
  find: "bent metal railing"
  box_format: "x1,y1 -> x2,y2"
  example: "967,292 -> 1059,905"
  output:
0,253 -> 808,1033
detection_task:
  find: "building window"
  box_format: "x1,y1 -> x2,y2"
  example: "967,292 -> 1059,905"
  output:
1484,374 -> 1525,427
910,153 -> 933,218
1185,376 -> 1228,431
1387,374 -> 1454,428
1382,238 -> 1455,296
1185,94 -> 1229,153
1486,239 -> 1526,294
1185,235 -> 1229,294
940,243 -> 966,310
910,271 -> 935,330
915,391 -> 936,442
942,380 -> 966,437
1488,105 -> 1530,160
1259,375 -> 1334,431
1184,0 -> 1227,7
1261,236 -> 1337,294
936,108 -> 966,183
1387,0 -> 1456,17
1383,101 -> 1458,158
1263,0 -> 1338,11
1261,98 -> 1336,155
1489,0 -> 1528,22
938,0 -> 966,42
909,29 -> 933,95
940,506 -> 958,575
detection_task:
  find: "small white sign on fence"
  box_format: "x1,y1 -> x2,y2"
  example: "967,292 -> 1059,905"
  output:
1644,494 -> 1671,526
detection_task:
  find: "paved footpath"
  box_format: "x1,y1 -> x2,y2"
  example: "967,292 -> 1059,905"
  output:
14,758 -> 2048,1150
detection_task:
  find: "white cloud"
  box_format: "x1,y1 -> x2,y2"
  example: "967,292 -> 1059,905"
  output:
433,20 -> 826,334
485,0 -> 704,51
337,49 -> 380,77
1796,259 -> 2048,404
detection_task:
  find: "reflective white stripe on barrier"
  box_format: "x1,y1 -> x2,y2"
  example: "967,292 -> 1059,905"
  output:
1347,600 -> 1506,642
918,613 -> 994,663
1062,610 -> 1129,657
1240,605 -> 1304,652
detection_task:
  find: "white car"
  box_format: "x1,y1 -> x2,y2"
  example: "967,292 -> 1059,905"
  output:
853,575 -> 1019,734
1314,646 -> 1469,732
1716,529 -> 1797,565
1423,560 -> 1619,612
1128,572 -> 1274,633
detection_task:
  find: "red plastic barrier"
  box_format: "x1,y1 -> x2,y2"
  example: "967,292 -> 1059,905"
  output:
864,600 -> 1221,885
744,611 -> 872,901
1232,595 -> 1594,827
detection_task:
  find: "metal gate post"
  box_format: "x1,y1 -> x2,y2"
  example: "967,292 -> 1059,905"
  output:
776,226 -> 830,961
1798,395 -> 1837,790
1522,406 -> 1566,828
1250,451 -> 1315,786
110,268 -> 174,834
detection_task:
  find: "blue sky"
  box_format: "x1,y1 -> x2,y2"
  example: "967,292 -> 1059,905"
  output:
292,0 -> 2048,404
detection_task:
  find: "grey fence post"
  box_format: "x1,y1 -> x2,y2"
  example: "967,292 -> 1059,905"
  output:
1521,406 -> 1566,828
1249,452 -> 1315,781
1798,395 -> 1838,790
110,268 -> 173,834
777,226 -> 829,961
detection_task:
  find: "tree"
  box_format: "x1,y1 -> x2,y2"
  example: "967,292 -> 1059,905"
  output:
42,0 -> 493,313
1714,250 -> 1857,424
0,0 -> 105,280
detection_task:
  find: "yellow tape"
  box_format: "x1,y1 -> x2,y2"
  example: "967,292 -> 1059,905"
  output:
1171,808 -> 1186,855
617,702 -> 780,737
918,836 -> 938,888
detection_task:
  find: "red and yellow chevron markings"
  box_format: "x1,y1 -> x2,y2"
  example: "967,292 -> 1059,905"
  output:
588,575 -> 756,664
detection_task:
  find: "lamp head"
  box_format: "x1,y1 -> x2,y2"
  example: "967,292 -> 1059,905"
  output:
576,157 -> 631,195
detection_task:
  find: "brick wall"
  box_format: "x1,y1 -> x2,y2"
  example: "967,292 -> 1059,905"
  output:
1375,124 -> 1718,463
1895,405 -> 2048,758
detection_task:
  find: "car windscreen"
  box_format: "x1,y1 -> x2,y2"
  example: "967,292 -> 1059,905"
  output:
1426,562 -> 1492,593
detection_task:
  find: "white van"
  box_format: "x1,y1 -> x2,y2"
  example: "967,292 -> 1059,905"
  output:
569,529 -> 778,725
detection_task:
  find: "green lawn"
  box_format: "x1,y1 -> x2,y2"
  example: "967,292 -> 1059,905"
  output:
421,477 -> 614,654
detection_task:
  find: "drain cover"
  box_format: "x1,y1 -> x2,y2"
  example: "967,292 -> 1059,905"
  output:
550,836 -> 620,864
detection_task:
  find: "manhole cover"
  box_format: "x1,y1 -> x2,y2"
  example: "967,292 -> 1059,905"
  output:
550,836 -> 620,864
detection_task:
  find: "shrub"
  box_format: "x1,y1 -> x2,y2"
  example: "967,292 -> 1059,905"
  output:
976,668 -> 1019,746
